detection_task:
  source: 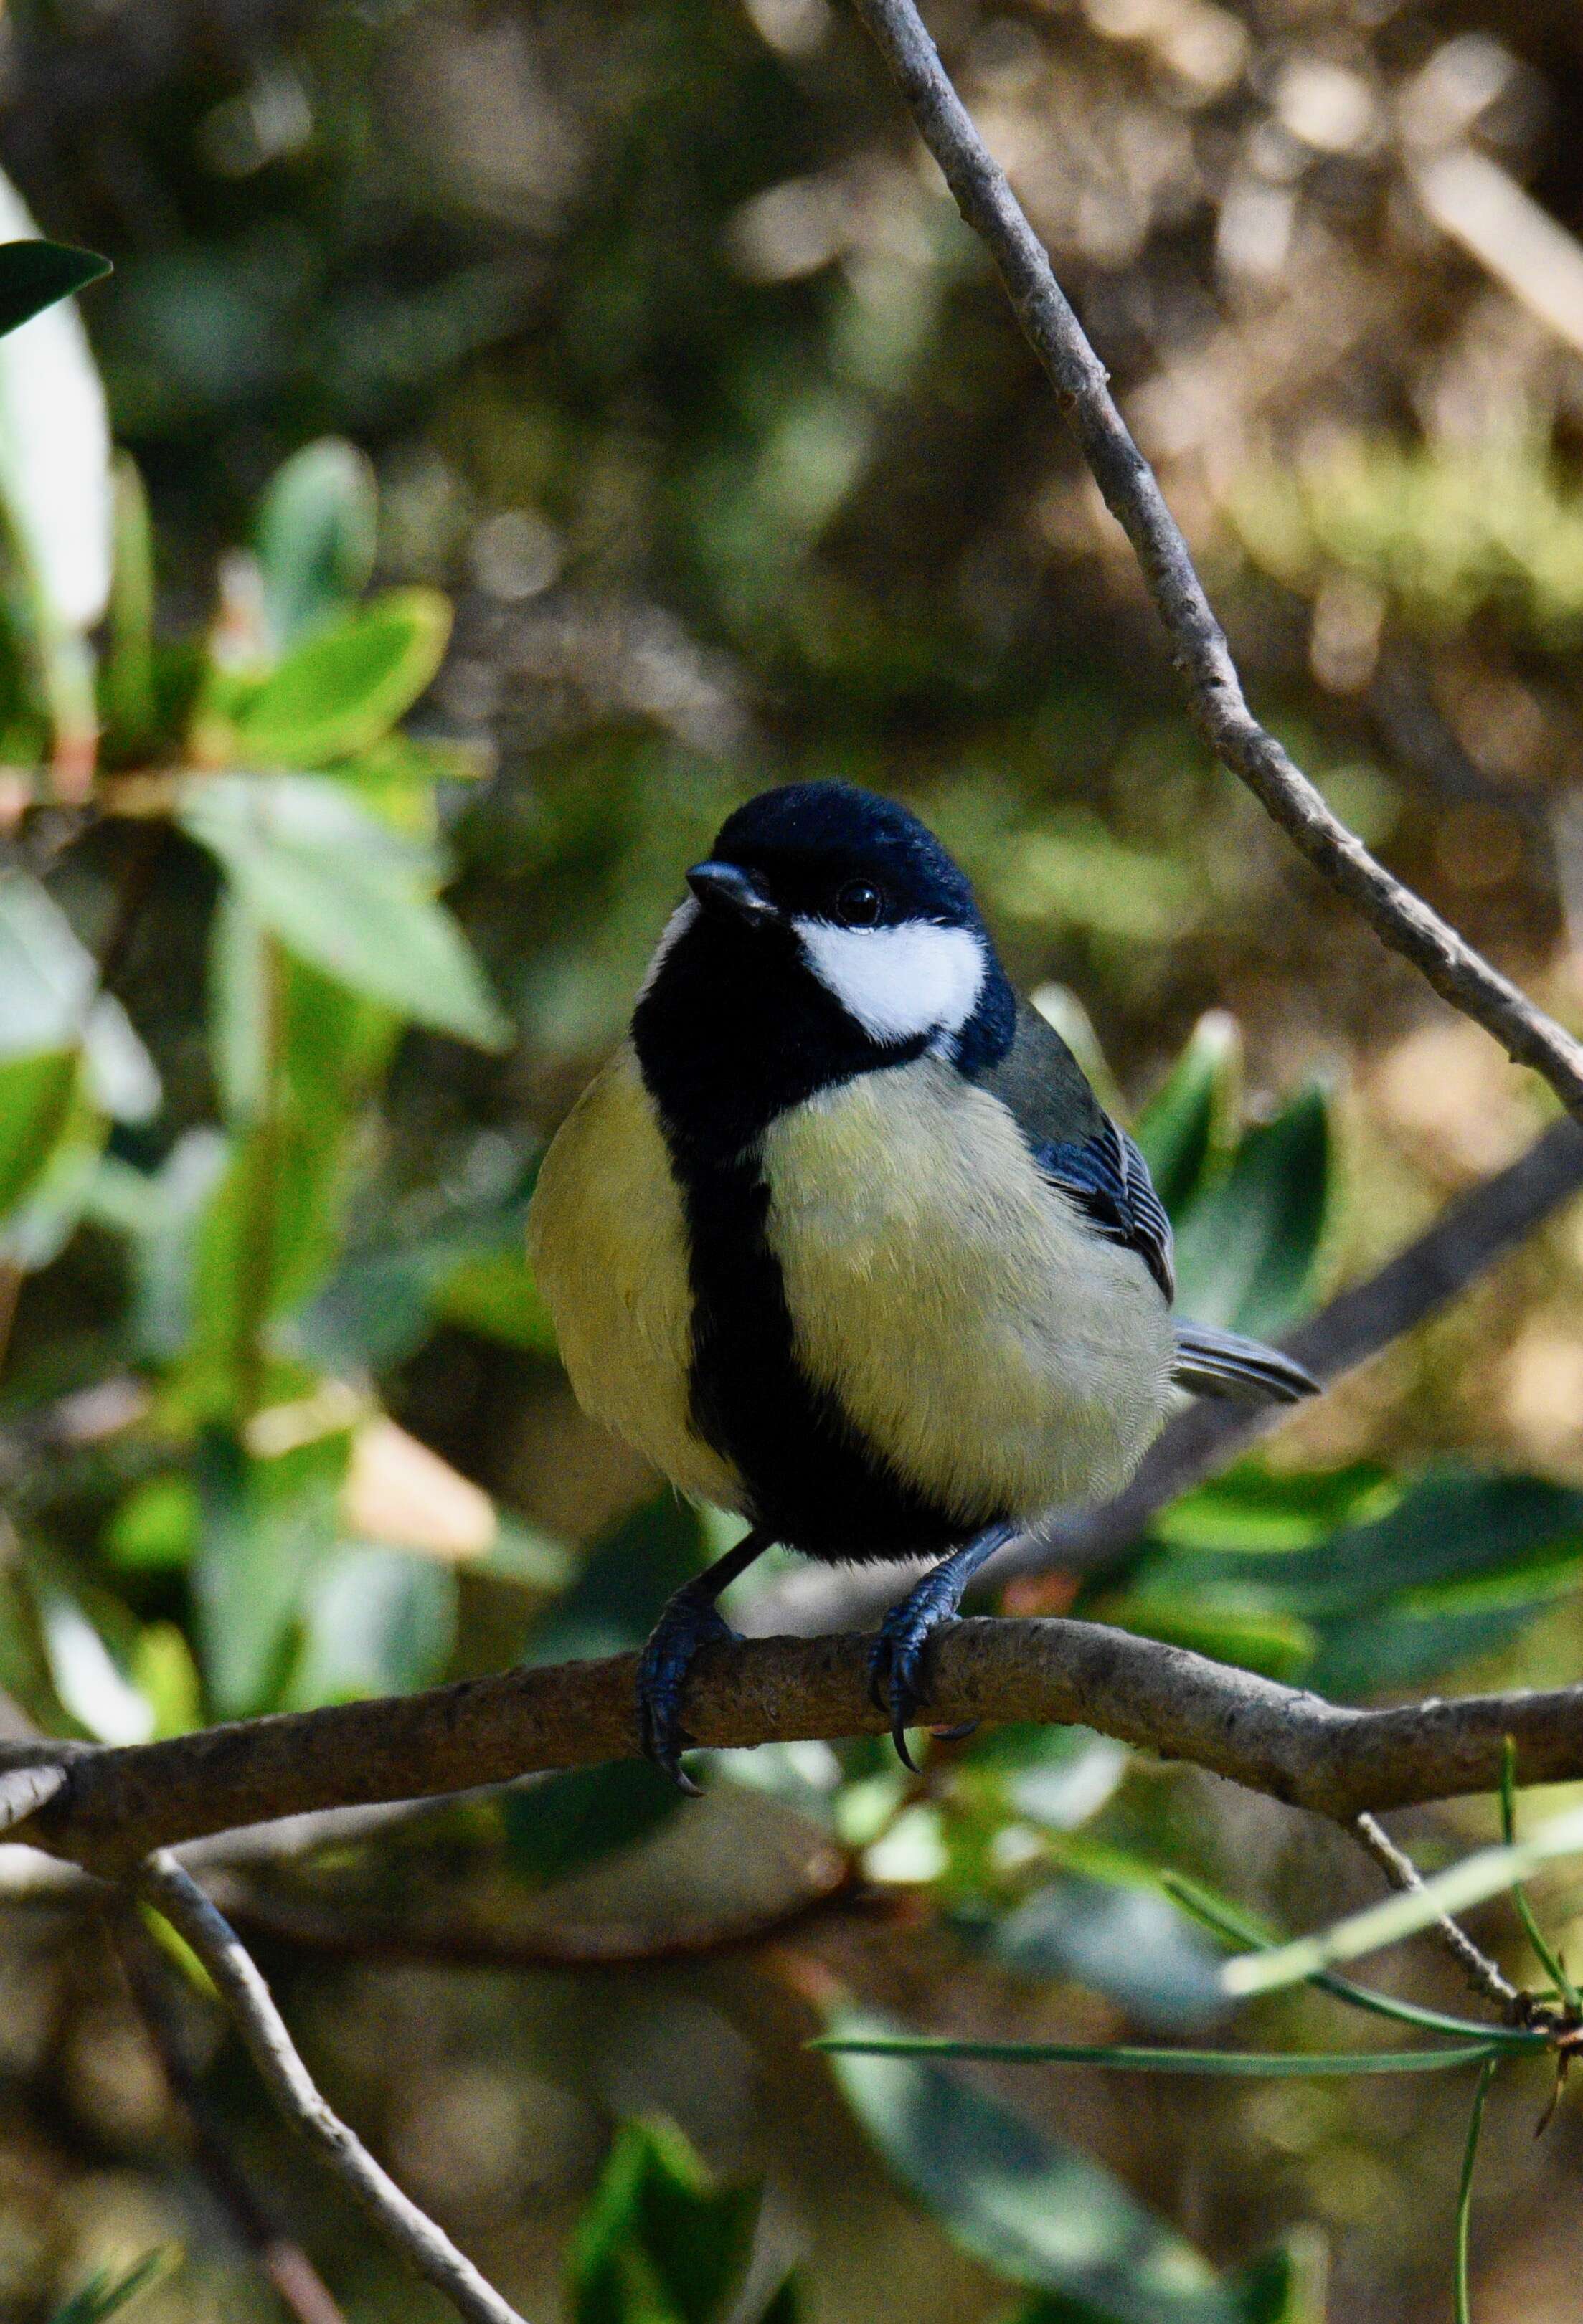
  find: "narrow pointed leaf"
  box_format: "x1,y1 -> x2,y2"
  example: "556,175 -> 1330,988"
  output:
1224,1798 -> 1583,1997
815,2032 -> 1505,2074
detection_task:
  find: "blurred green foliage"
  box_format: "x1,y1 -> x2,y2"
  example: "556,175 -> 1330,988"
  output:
6,0 -> 1583,2311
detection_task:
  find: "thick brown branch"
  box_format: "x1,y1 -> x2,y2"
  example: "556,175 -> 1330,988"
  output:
848,0 -> 1583,1120
9,1624 -> 1583,1872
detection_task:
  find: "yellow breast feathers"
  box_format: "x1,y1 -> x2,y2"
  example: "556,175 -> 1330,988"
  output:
760,1058 -> 1176,1524
526,1044 -> 743,1509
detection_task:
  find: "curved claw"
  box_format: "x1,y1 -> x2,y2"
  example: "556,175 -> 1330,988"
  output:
867,1596 -> 950,1770
635,1589 -> 736,1796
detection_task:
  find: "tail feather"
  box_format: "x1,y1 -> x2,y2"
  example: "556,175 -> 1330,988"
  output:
1172,1322 -> 1319,1406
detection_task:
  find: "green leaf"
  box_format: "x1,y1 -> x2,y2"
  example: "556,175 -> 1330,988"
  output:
35,1583 -> 153,1744
0,871 -> 158,1126
101,453 -> 156,751
1223,1795 -> 1583,1999
0,1048 -> 77,1218
105,1474 -> 201,1571
755,2277 -> 805,2324
181,772 -> 509,1048
47,2248 -> 175,2324
815,2031 -> 1504,2074
1161,1873 -> 1546,2050
1455,2059 -> 1495,2324
192,1429 -> 346,1717
1135,1011 -> 1241,1218
230,588 -> 450,766
287,1545 -> 456,1706
1111,1469 -> 1583,1697
0,240 -> 110,338
1498,1735 -> 1582,2009
1305,1603 -> 1551,1700
1170,1088 -> 1329,1337
255,437 -> 379,650
988,1873 -> 1230,2033
1085,1595 -> 1316,1683
570,2120 -> 761,2324
1151,1462 -> 1391,1553
826,2007 -> 1269,2323
433,1245 -> 560,1352
525,1494 -> 708,1665
963,1723 -> 1128,1831
504,1759 -> 685,1889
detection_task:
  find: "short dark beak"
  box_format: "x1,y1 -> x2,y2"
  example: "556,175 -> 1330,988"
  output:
685,860 -> 778,924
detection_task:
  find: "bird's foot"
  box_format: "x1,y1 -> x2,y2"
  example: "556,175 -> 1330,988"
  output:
636,1584 -> 739,1795
867,1567 -> 970,1772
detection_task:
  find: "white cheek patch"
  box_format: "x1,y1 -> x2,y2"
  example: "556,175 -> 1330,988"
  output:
637,898 -> 700,997
795,918 -> 986,1045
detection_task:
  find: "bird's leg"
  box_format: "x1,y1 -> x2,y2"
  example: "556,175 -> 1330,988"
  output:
636,1527 -> 773,1794
868,1522 -> 1018,1770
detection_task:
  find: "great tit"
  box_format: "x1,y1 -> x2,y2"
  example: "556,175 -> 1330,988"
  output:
528,782 -> 1317,1787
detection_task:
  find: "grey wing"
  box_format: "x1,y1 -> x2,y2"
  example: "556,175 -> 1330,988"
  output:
970,1003 -> 1176,1301
1035,1115 -> 1176,1302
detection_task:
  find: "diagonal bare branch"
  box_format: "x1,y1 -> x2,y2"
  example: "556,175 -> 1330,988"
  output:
137,1851 -> 532,2324
108,1900 -> 349,2324
1352,1812 -> 1522,2016
847,0 -> 1583,1121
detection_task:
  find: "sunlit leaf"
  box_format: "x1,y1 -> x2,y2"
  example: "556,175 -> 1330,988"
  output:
255,437 -> 378,650
230,587 -> 450,765
962,1724 -> 1128,1831
34,1584 -> 153,1745
181,772 -> 509,1048
1224,1796 -> 1583,1999
130,1621 -> 203,1738
0,1048 -> 76,1218
0,186 -> 113,637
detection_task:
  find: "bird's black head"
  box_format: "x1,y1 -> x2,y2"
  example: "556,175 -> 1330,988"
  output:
632,782 -> 1015,1158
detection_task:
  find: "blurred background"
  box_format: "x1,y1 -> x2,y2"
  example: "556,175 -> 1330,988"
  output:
6,0 -> 1583,2316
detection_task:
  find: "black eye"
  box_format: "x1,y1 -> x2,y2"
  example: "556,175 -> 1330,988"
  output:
834,880 -> 884,929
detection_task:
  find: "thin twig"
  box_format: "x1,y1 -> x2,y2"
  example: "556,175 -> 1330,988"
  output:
1353,1813 -> 1521,2014
848,0 -> 1583,1121
136,1851 -> 531,2324
106,1901 -> 349,2324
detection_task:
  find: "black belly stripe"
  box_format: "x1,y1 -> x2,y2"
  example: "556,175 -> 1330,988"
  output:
679,1147 -> 977,1562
